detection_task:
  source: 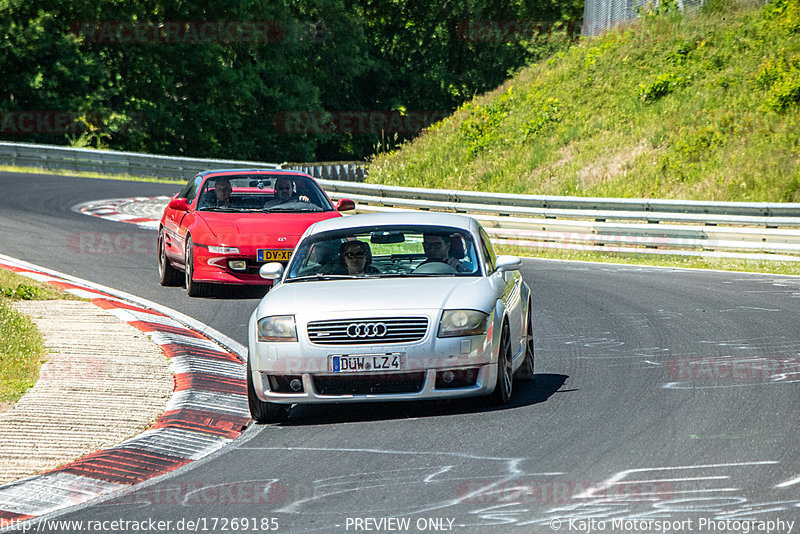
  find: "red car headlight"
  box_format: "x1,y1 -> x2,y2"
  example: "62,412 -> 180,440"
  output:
208,245 -> 240,254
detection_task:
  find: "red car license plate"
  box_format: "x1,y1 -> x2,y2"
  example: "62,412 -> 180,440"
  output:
258,249 -> 292,262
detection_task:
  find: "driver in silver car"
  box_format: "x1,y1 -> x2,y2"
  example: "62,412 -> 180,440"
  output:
421,233 -> 468,272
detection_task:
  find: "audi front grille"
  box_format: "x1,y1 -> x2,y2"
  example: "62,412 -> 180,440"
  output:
313,373 -> 426,395
307,317 -> 429,345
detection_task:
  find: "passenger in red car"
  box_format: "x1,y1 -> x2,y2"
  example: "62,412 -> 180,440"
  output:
200,177 -> 232,208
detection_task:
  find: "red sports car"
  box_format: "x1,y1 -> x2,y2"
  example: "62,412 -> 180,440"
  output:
158,169 -> 355,296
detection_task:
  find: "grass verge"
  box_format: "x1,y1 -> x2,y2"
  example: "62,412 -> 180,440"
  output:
368,0 -> 800,202
0,270 -> 79,404
496,244 -> 800,276
0,164 -> 184,185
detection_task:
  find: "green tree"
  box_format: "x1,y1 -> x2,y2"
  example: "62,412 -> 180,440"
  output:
0,0 -> 583,161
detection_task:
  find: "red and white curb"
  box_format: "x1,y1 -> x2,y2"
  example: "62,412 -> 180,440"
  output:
73,197 -> 169,230
0,254 -> 251,524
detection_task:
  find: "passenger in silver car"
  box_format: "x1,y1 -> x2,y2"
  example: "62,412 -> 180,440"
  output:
339,240 -> 379,275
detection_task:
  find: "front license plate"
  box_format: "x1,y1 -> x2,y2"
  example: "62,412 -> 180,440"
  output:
258,249 -> 292,262
329,354 -> 406,373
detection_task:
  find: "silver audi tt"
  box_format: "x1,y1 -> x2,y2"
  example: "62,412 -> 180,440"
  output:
246,212 -> 534,423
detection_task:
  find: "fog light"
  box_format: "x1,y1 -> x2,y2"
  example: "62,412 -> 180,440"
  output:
289,378 -> 303,392
228,260 -> 247,271
435,368 -> 479,389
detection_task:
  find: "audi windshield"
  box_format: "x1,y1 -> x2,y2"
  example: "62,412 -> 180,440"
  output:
283,225 -> 482,280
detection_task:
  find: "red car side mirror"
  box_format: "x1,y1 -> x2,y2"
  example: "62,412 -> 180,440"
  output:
168,197 -> 190,211
336,198 -> 356,212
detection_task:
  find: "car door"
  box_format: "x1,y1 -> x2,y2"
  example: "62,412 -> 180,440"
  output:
480,227 -> 523,350
164,175 -> 203,264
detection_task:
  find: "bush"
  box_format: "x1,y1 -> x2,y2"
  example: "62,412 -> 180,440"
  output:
523,98 -> 562,138
754,56 -> 800,112
2,284 -> 47,300
639,72 -> 688,102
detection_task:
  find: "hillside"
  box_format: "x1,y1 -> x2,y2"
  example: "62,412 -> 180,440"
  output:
367,0 -> 800,203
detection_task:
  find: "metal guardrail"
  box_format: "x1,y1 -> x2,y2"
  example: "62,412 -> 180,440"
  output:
2,141 -> 800,261
0,141 -> 279,180
281,162 -> 367,182
333,201 -> 800,261
316,181 -> 800,220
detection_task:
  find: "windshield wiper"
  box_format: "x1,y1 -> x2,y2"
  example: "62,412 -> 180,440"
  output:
286,274 -> 360,282
263,206 -> 323,213
404,272 -> 457,277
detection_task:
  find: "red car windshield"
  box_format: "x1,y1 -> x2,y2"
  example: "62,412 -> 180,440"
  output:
197,174 -> 333,213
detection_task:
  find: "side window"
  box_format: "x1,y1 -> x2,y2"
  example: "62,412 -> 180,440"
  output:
479,228 -> 496,272
179,176 -> 203,203
296,177 -> 328,209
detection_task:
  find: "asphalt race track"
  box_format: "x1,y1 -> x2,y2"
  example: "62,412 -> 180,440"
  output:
1,171 -> 799,533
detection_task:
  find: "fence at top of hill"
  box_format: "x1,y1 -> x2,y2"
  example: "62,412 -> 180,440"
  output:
582,0 -> 706,36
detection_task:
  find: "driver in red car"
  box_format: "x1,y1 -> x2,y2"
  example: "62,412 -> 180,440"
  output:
263,177 -> 309,208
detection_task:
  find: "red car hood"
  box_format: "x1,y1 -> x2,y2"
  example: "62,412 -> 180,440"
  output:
197,211 -> 340,246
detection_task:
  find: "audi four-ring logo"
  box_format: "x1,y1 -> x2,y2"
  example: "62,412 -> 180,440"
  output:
346,322 -> 388,338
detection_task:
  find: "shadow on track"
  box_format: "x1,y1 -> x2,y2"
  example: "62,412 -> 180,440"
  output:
194,284 -> 269,300
279,373 -> 570,427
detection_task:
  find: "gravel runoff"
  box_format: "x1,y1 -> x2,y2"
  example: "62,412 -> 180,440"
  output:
0,300 -> 173,485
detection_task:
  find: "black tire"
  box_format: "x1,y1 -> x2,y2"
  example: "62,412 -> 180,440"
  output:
184,236 -> 207,297
158,229 -> 182,286
514,306 -> 535,382
246,355 -> 290,424
489,322 -> 513,405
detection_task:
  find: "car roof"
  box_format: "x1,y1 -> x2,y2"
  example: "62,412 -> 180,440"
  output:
199,169 -> 310,178
306,212 -> 480,235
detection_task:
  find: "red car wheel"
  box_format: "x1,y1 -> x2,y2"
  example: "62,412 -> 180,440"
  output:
185,236 -> 208,297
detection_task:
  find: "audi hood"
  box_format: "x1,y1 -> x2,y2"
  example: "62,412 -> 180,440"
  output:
254,277 -> 497,320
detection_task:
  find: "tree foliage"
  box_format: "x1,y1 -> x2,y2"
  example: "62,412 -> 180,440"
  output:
0,0 -> 583,161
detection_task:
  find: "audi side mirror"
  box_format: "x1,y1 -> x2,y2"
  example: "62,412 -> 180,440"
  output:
495,255 -> 522,272
259,262 -> 284,280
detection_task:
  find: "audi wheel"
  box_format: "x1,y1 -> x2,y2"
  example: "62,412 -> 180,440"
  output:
489,321 -> 513,406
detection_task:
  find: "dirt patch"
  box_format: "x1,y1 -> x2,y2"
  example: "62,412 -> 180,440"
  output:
577,139 -> 651,189
0,402 -> 13,414
522,141 -> 579,195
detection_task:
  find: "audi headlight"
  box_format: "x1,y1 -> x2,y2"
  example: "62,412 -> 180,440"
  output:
438,310 -> 489,338
208,245 -> 240,254
257,315 -> 297,342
